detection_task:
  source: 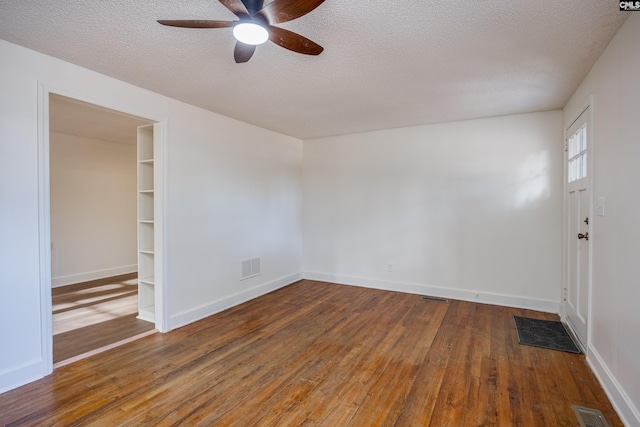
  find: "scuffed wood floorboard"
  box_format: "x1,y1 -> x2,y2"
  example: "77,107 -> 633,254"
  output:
0,280 -> 622,426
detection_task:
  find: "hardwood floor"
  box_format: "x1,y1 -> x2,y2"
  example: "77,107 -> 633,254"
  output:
53,273 -> 156,364
2,280 -> 621,426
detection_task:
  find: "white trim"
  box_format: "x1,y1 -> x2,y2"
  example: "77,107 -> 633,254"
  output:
587,344 -> 640,427
154,120 -> 168,333
566,103 -> 590,130
51,264 -> 137,287
0,359 -> 45,395
303,272 -> 560,313
37,82 -> 53,379
586,96 -> 595,353
169,273 -> 303,330
33,83 -> 169,392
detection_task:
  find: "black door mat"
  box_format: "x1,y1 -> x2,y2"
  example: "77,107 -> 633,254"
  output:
513,316 -> 582,354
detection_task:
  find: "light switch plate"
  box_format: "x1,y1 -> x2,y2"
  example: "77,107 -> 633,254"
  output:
597,196 -> 605,216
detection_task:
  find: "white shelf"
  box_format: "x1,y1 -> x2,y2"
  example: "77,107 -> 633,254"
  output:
138,192 -> 154,222
137,123 -> 156,326
137,306 -> 155,323
138,162 -> 154,192
137,125 -> 153,159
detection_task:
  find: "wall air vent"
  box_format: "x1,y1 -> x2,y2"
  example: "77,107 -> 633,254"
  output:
241,257 -> 261,280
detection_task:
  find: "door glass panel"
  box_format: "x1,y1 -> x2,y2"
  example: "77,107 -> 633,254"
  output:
568,124 -> 587,183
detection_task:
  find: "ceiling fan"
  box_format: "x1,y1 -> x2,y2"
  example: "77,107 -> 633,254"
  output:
158,0 -> 326,63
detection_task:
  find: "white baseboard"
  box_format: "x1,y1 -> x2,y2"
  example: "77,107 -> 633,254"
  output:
0,358 -> 45,395
303,272 -> 560,313
587,345 -> 640,427
52,264 -> 137,287
169,272 -> 303,330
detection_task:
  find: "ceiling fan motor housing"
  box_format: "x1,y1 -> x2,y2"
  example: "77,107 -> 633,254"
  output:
241,0 -> 265,15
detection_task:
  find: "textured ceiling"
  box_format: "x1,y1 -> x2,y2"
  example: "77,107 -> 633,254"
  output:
0,1 -> 629,139
50,94 -> 150,144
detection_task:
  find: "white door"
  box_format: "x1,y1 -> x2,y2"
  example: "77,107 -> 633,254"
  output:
564,107 -> 591,349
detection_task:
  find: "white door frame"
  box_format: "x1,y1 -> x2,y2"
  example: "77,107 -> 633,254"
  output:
37,83 -> 168,375
561,96 -> 594,352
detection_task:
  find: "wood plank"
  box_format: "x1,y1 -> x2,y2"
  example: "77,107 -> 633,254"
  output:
52,273 -> 155,363
0,280 -> 623,426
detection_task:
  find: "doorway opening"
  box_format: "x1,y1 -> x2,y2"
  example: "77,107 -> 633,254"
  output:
48,94 -> 161,366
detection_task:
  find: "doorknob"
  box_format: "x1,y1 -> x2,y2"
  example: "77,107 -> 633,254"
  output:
578,232 -> 589,241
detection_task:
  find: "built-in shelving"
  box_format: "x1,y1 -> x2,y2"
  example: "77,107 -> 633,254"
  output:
137,124 -> 156,323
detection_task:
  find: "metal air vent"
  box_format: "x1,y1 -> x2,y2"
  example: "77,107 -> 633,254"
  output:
572,405 -> 610,427
419,295 -> 449,303
241,257 -> 261,280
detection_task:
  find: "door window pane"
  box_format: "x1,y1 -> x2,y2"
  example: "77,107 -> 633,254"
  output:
568,124 -> 587,183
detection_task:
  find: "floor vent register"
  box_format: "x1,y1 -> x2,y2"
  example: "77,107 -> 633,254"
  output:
572,405 -> 610,427
419,295 -> 449,303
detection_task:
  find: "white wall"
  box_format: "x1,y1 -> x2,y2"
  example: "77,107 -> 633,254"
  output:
0,39 -> 303,393
303,111 -> 563,311
166,106 -> 303,326
563,14 -> 640,426
4,16 -> 638,422
50,132 -> 137,287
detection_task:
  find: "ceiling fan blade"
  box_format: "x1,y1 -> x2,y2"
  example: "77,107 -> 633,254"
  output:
157,20 -> 235,28
268,26 -> 323,55
258,0 -> 325,24
234,41 -> 256,63
219,0 -> 250,18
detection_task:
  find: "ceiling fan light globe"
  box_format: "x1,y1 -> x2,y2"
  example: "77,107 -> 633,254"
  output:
233,22 -> 269,45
